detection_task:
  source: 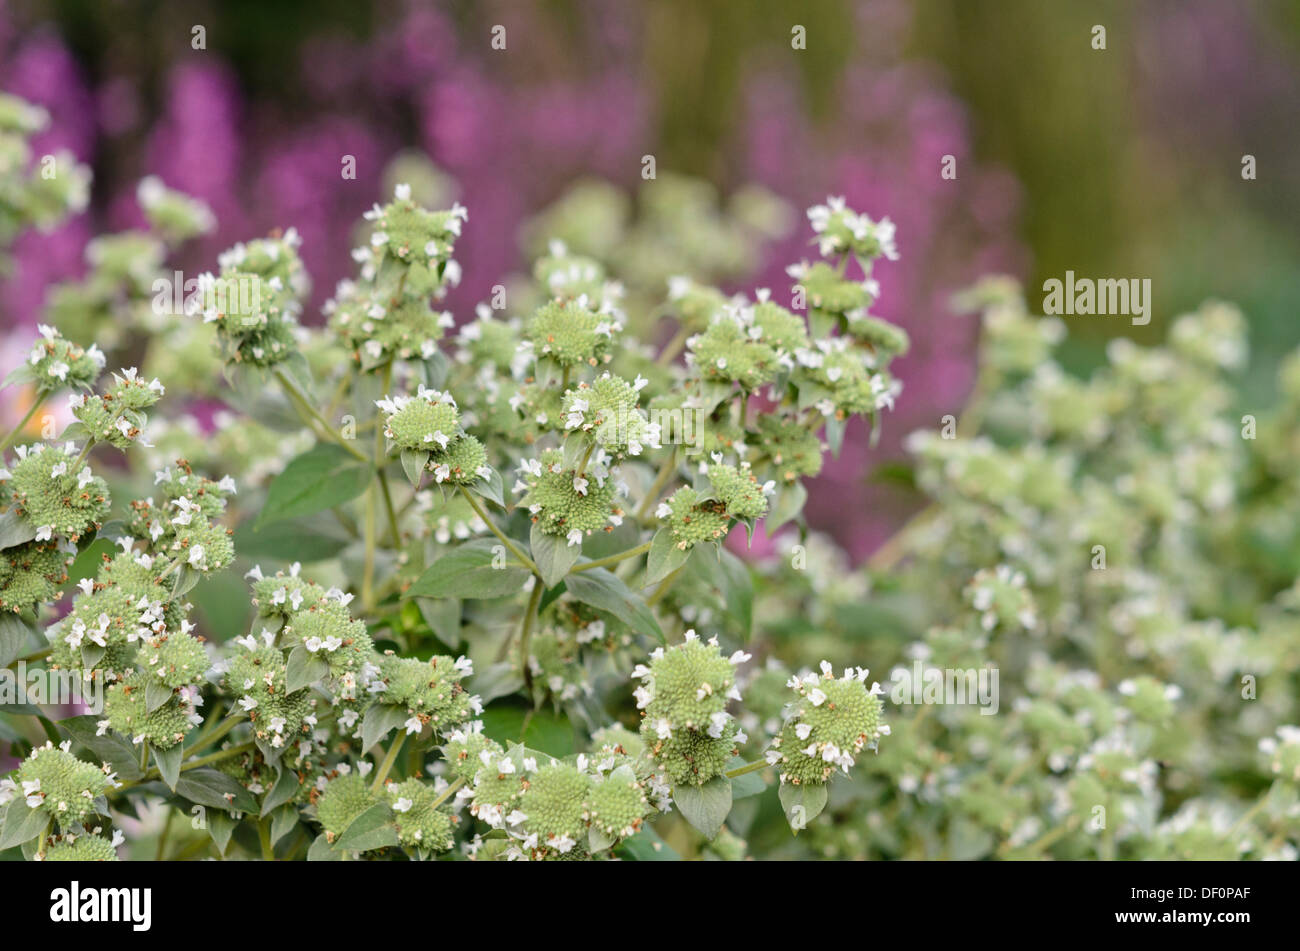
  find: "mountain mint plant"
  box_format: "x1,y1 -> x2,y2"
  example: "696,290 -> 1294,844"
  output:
1,86 -> 1297,864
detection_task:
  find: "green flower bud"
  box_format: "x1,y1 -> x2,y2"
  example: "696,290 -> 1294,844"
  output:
284,601 -> 373,681
376,652 -> 479,733
316,772 -> 382,842
4,443 -> 110,541
658,485 -> 729,551
248,567 -> 328,621
768,664 -> 888,786
751,415 -> 823,483
534,241 -> 607,300
517,762 -> 590,856
687,313 -> 777,390
15,742 -> 112,830
707,462 -> 771,521
526,298 -> 620,368
806,196 -> 898,263
0,540 -> 71,614
137,176 -> 214,245
442,721 -> 504,784
469,752 -> 527,828
634,632 -> 748,786
21,324 -> 104,393
135,630 -> 209,689
224,644 -> 313,749
102,669 -> 199,750
583,766 -> 651,840
43,831 -> 120,861
429,434 -> 490,486
517,448 -> 623,545
379,388 -> 460,453
561,373 -> 660,458
386,778 -> 456,851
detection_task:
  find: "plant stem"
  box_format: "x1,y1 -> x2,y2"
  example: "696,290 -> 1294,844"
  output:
155,806 -> 175,861
571,539 -> 653,573
273,368 -> 368,461
656,326 -> 690,366
431,777 -> 464,809
0,394 -> 45,452
635,446 -> 678,520
647,563 -> 685,606
258,819 -> 274,860
724,759 -> 768,779
371,732 -> 406,791
459,485 -> 538,576
506,581 -> 545,678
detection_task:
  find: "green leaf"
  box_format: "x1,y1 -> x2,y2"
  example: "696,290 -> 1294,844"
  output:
175,767 -> 258,814
726,758 -> 767,800
59,715 -> 145,782
307,832 -> 342,861
563,568 -> 663,643
471,468 -> 505,508
268,802 -> 300,847
531,522 -> 581,587
285,646 -> 329,694
617,825 -> 679,861
0,510 -> 37,551
232,517 -> 351,563
153,742 -> 183,792
645,528 -> 689,585
672,775 -> 733,840
256,443 -> 371,528
261,765 -> 301,817
145,679 -> 174,713
332,802 -> 398,852
416,597 -> 462,649
400,449 -> 429,488
0,798 -> 49,850
778,782 -> 828,834
407,539 -> 529,600
766,480 -> 806,536
361,703 -> 409,752
700,548 -> 752,639
469,661 -> 525,706
206,808 -> 237,855
0,614 -> 37,668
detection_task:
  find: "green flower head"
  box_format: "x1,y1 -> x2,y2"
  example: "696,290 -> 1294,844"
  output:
101,669 -> 201,750
315,771 -> 382,842
526,297 -> 621,368
14,742 -> 113,830
386,778 -> 457,851
224,641 -> 314,749
517,448 -> 623,546
634,632 -> 749,785
561,373 -> 661,458
768,663 -> 888,786
0,540 -> 71,614
3,442 -> 110,541
441,721 -> 504,784
376,652 -> 480,733
23,324 -> 105,393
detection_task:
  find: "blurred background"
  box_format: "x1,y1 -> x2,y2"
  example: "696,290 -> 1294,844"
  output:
2,0 -> 1298,560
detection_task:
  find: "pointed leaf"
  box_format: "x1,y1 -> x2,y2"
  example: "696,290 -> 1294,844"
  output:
672,775 -> 733,840
256,443 -> 371,528
531,522 -> 581,587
